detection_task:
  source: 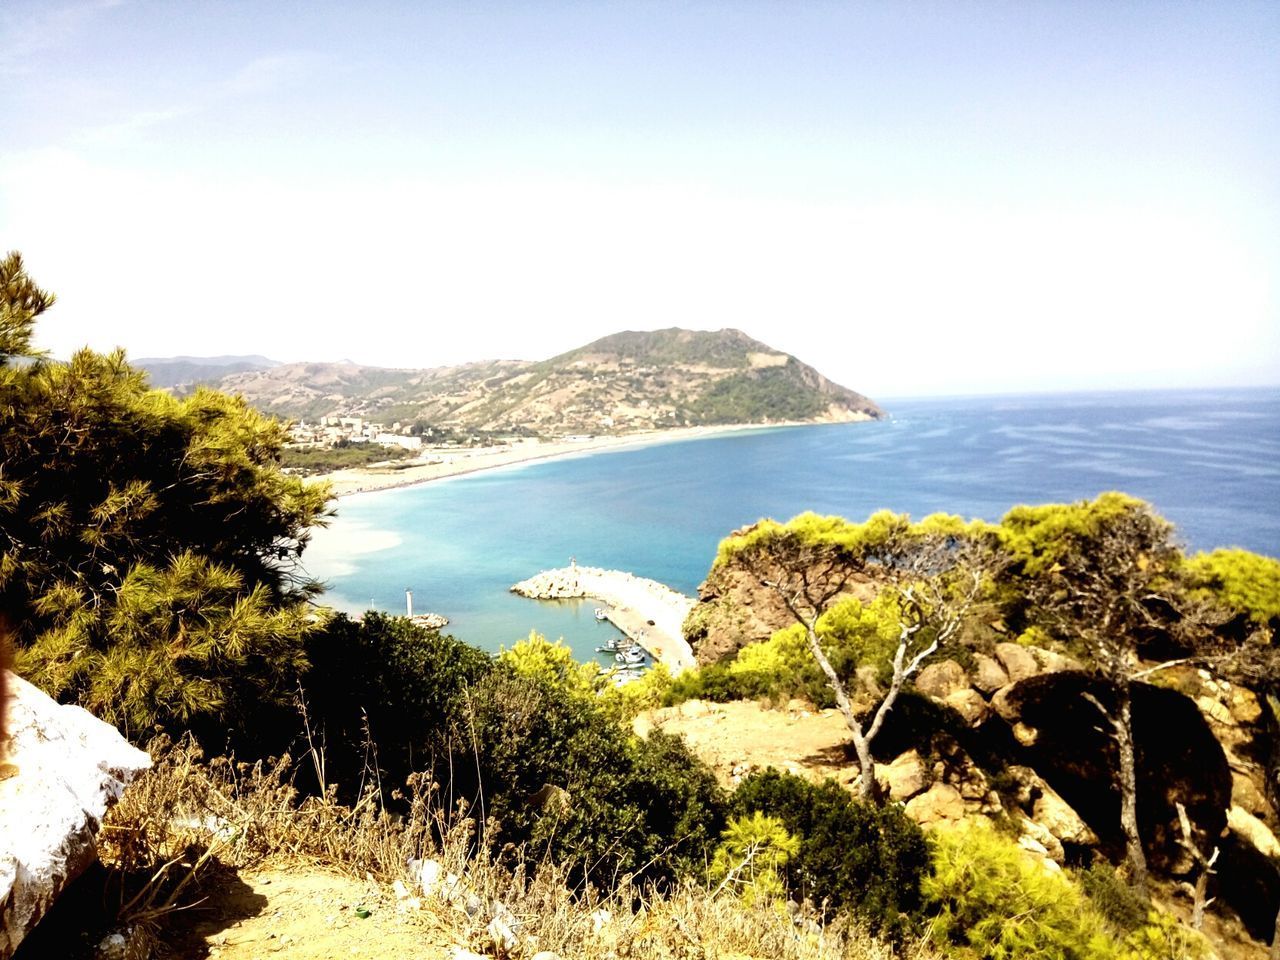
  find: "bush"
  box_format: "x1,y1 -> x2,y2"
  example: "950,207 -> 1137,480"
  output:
730,769 -> 929,934
298,612 -> 493,799
448,641 -> 727,888
709,813 -> 799,905
667,593 -> 906,709
923,821 -> 1117,959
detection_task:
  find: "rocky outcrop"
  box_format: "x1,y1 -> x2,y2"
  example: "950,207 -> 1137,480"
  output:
683,541 -> 878,664
0,672 -> 150,958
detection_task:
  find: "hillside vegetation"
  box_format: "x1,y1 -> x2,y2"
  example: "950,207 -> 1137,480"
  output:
139,327 -> 884,434
5,253 -> 1278,959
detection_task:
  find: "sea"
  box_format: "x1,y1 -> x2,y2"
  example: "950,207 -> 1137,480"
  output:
302,388 -> 1280,664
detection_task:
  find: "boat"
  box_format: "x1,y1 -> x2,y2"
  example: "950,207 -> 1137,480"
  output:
615,648 -> 645,665
594,608 -> 608,621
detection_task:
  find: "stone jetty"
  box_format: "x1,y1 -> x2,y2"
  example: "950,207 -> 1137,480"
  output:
511,566 -> 696,672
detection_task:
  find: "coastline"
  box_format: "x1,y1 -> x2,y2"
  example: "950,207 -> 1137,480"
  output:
309,419 -> 867,498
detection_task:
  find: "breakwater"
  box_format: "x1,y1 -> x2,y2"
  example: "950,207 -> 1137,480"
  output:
511,566 -> 696,672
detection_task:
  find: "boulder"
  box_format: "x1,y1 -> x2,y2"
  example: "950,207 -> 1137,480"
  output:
1231,770 -> 1271,819
1228,806 -> 1280,860
1227,687 -> 1262,725
1033,785 -> 1098,847
880,750 -> 929,802
1019,816 -> 1066,863
990,684 -> 1021,722
994,643 -> 1039,683
944,689 -> 989,727
1,672 -> 150,958
914,660 -> 969,700
904,783 -> 965,829
1028,647 -> 1078,674
972,654 -> 1009,694
1196,695 -> 1234,726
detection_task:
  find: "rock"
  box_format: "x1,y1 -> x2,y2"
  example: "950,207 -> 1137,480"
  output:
972,654 -> 1009,694
1001,765 -> 1039,807
1228,805 -> 1280,860
1196,695 -> 1234,726
487,915 -> 518,954
1028,646 -> 1078,674
1231,771 -> 1270,818
854,666 -> 882,701
990,684 -> 1021,722
1227,687 -> 1261,725
93,930 -> 138,960
1033,785 -> 1098,847
881,750 -> 929,802
904,783 -> 965,828
944,689 -> 990,727
1011,722 -> 1039,746
914,660 -> 969,700
0,672 -> 151,958
1019,816 -> 1066,862
994,643 -> 1039,682
589,908 -> 613,936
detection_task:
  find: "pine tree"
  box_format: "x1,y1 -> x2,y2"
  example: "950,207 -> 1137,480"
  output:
0,252 -> 332,740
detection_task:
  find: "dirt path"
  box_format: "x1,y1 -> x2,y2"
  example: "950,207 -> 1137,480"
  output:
168,867 -> 449,960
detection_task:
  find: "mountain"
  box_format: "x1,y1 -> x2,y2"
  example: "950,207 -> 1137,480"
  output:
159,329 -> 884,434
134,354 -> 281,389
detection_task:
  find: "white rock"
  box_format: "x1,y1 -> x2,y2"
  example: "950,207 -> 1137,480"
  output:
487,916 -> 518,953
590,908 -> 613,934
0,672 -> 151,958
1228,805 -> 1280,859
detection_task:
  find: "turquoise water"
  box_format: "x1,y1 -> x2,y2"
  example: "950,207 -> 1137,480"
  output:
302,388 -> 1280,660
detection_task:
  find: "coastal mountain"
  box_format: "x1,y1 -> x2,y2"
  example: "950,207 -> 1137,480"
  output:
133,354 -> 281,389
144,328 -> 884,434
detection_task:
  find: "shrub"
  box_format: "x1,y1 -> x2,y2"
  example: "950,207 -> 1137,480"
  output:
667,593 -> 906,709
1117,910 -> 1211,960
298,612 -> 492,799
730,769 -> 929,933
710,812 -> 800,905
451,651 -> 727,888
923,821 -> 1117,959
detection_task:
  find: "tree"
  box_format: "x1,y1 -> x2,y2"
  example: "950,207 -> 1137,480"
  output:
719,511 -> 995,801
0,253 -> 332,741
1001,493 -> 1209,897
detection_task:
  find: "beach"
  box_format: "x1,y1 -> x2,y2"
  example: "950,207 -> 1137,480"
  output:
308,422 -> 828,498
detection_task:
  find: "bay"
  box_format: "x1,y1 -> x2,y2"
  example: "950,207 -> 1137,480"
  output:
302,387 -> 1280,661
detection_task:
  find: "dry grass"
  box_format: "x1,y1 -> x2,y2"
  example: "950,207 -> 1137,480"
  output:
96,736 -> 933,960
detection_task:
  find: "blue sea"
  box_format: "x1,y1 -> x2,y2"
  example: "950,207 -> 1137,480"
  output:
302,388 -> 1280,662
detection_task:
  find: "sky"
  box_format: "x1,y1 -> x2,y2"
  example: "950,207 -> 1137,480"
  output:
1,0 -> 1277,398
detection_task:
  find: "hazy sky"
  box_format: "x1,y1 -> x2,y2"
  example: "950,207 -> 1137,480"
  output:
2,1 -> 1277,397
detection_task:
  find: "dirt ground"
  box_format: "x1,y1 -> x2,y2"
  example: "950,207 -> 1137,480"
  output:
164,867 -> 449,960
636,697 -> 857,788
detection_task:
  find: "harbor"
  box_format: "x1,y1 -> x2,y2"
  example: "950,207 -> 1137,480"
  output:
510,565 -> 697,673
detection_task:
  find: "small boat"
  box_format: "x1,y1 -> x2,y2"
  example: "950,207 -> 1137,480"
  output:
615,648 -> 645,665
594,608 -> 608,621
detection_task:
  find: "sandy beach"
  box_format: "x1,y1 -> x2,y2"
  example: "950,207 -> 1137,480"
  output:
308,421 -> 836,498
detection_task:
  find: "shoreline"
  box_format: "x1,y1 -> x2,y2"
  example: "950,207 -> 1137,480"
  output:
511,566 -> 697,672
310,418 -> 868,499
